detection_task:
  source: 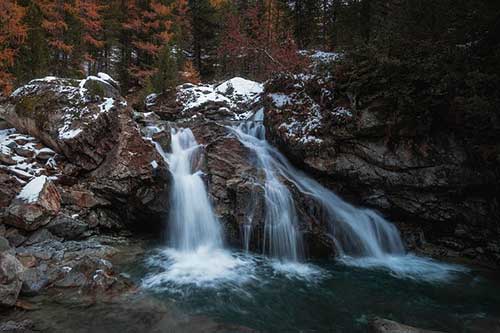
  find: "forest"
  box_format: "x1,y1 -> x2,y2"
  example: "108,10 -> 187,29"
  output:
2,1 -> 498,99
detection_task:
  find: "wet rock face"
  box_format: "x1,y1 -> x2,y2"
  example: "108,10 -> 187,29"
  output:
264,72 -> 500,266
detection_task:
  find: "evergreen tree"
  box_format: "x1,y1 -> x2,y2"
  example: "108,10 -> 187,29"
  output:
14,1 -> 49,85
151,45 -> 178,92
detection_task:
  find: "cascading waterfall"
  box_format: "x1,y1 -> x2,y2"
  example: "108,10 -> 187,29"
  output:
166,128 -> 223,251
232,110 -> 405,261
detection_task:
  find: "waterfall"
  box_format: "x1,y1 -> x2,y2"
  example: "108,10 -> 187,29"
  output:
232,110 -> 405,260
164,128 -> 223,251
142,127 -> 259,288
235,111 -> 303,261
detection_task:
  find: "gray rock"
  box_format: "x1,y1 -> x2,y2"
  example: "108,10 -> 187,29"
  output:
0,152 -> 16,165
0,236 -> 11,253
21,266 -> 50,295
24,228 -> 61,246
3,228 -> 26,248
47,214 -> 88,239
0,320 -> 34,332
0,253 -> 24,307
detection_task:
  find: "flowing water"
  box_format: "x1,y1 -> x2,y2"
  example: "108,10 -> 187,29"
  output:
231,110 -> 404,262
166,128 -> 222,251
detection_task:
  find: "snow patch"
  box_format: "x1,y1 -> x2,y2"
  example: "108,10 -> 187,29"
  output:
270,93 -> 292,108
215,77 -> 263,102
99,98 -> 115,113
17,175 -> 47,203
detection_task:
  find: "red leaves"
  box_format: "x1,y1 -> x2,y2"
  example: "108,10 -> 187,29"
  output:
219,1 -> 307,79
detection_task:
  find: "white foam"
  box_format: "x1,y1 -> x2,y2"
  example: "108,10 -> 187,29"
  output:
271,260 -> 325,281
142,247 -> 256,289
339,254 -> 468,282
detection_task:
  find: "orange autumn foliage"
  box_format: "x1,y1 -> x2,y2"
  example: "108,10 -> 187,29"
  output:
181,60 -> 201,84
0,0 -> 27,94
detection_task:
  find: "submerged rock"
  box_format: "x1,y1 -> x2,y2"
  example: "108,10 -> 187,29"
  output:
369,318 -> 445,333
0,319 -> 34,332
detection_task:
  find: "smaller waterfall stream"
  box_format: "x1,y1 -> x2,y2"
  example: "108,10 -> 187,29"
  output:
232,110 -> 405,262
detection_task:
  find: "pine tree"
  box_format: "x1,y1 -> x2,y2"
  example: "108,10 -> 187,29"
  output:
189,0 -> 220,76
14,1 -> 50,84
151,45 -> 178,93
123,0 -> 176,87
35,0 -> 74,75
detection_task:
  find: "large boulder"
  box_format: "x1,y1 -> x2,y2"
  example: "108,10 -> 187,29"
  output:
4,176 -> 61,231
0,252 -> 24,307
1,74 -> 122,171
145,77 -> 263,121
0,74 -> 170,231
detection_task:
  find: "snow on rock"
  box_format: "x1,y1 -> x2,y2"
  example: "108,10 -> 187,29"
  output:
215,77 -> 263,104
145,93 -> 158,108
310,50 -> 342,62
278,103 -> 324,145
17,175 -> 47,203
179,83 -> 231,111
265,73 -> 339,146
176,77 -> 263,118
270,93 -> 293,108
0,128 -> 60,182
97,72 -> 119,87
99,98 -> 115,113
9,73 -> 121,142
